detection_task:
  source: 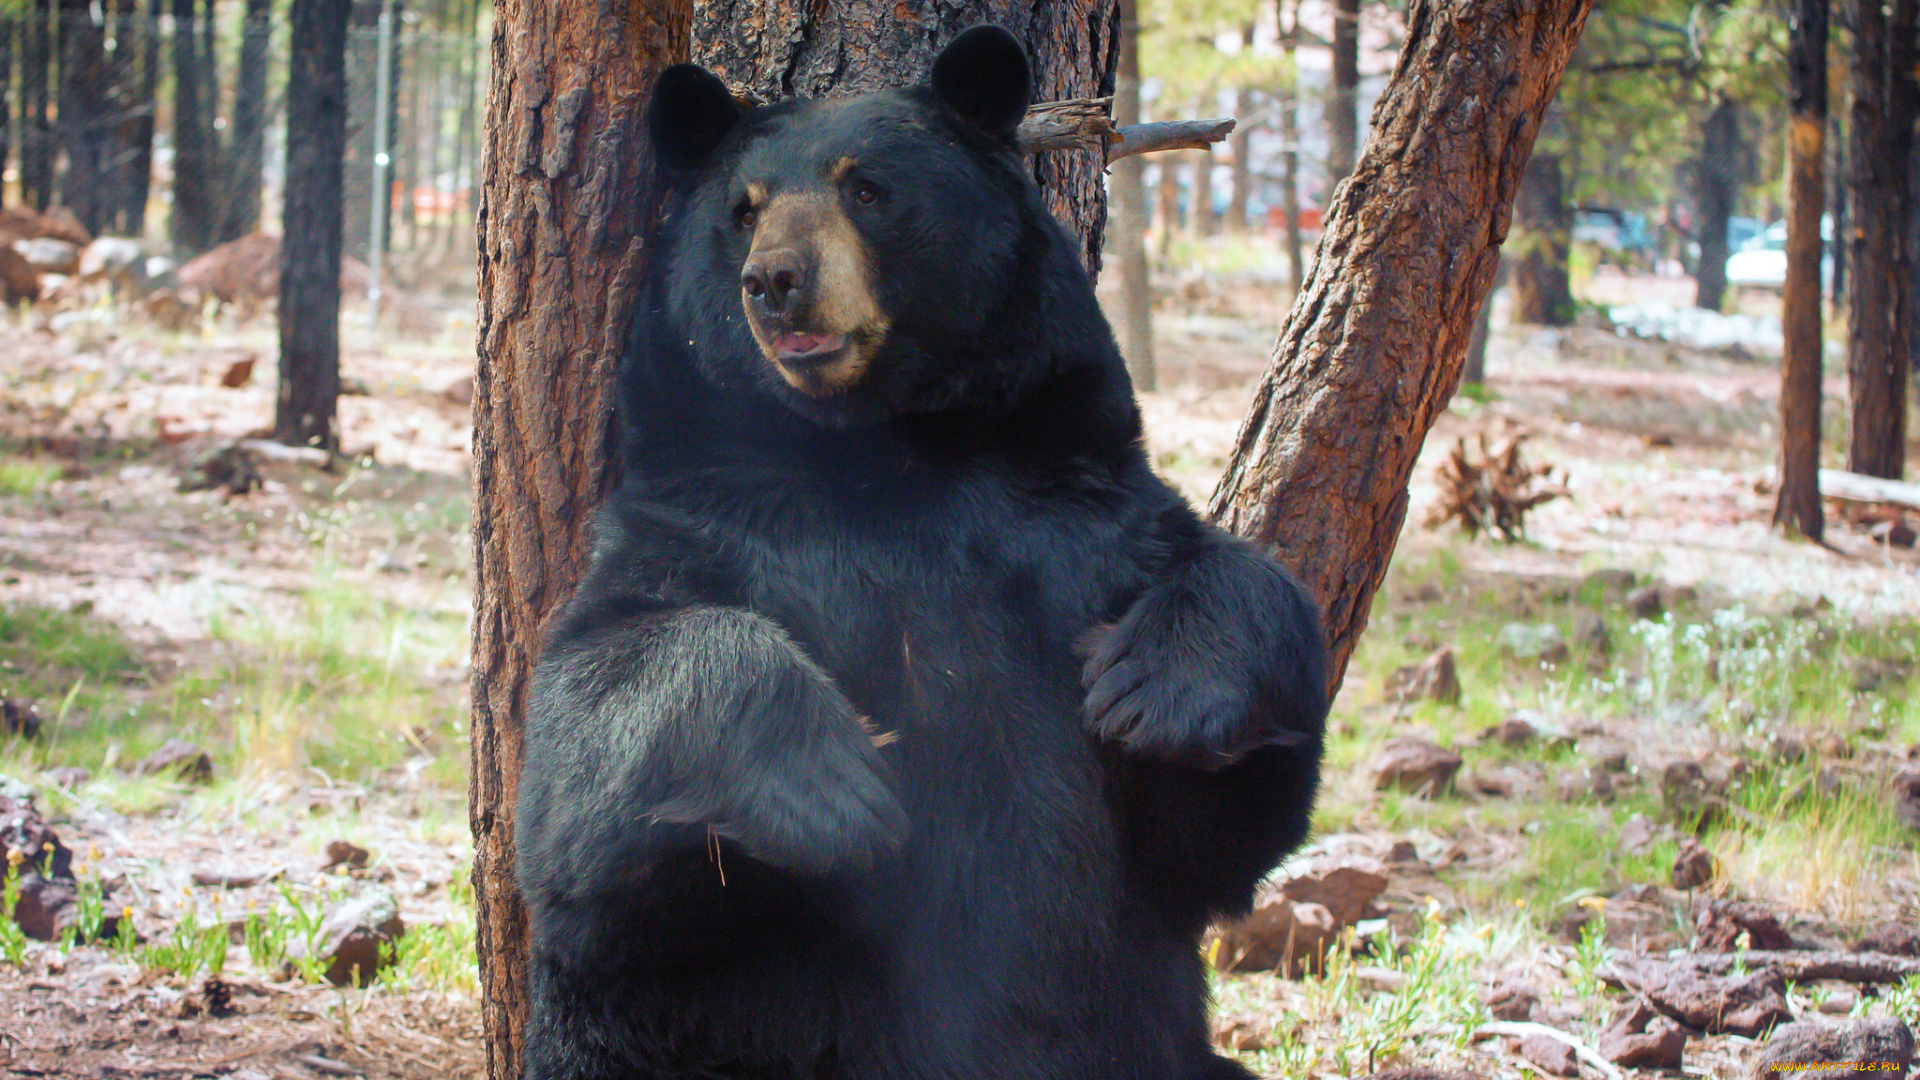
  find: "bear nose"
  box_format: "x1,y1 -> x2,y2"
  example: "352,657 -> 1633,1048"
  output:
741,250 -> 808,317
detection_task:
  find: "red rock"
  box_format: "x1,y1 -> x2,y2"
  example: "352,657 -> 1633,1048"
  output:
1386,648 -> 1461,705
1671,835 -> 1716,890
1372,737 -> 1462,796
1597,998 -> 1687,1069
1693,898 -> 1794,951
1520,1033 -> 1579,1077
1748,1019 -> 1914,1079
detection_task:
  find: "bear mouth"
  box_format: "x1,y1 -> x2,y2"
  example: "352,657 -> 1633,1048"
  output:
769,331 -> 851,371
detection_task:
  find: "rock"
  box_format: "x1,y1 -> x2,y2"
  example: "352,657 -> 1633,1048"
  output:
1626,585 -> 1665,619
1520,1033 -> 1580,1077
0,244 -> 40,303
41,766 -> 90,789
1671,835 -> 1716,890
135,739 -> 214,784
1495,717 -> 1537,747
77,237 -> 147,290
1693,898 -> 1794,951
1210,896 -> 1337,976
1212,864 -> 1388,976
1483,982 -> 1540,1022
1597,998 -> 1687,1069
322,839 -> 371,870
1748,1019 -> 1915,1079
1870,520 -> 1917,549
0,204 -> 91,247
1618,813 -> 1671,856
177,231 -> 371,304
11,236 -> 80,276
1386,647 -> 1461,706
1811,730 -> 1853,759
144,288 -> 199,331
1663,584 -> 1699,609
1584,736 -> 1630,772
0,793 -> 72,879
1891,765 -> 1920,832
286,886 -> 406,987
1662,760 -> 1726,824
9,873 -> 122,942
1853,923 -> 1920,957
1582,569 -> 1638,596
1212,1016 -> 1268,1052
1499,622 -> 1569,665
1555,765 -> 1613,803
1371,738 -> 1462,796
1852,657 -> 1914,694
1384,839 -> 1422,865
1635,961 -> 1793,1037
2,699 -> 41,739
1572,612 -> 1611,658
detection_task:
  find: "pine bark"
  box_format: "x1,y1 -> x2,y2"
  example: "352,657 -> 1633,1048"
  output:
1328,0 -> 1360,182
20,0 -> 53,212
123,0 -> 158,230
1847,0 -> 1916,479
1208,0 -> 1593,689
58,0 -> 125,236
0,15 -> 12,197
1694,96 -> 1740,313
169,0 -> 217,252
1113,0 -> 1156,390
1511,152 -> 1572,326
469,3 -> 692,1078
276,0 -> 351,451
1774,0 -> 1827,539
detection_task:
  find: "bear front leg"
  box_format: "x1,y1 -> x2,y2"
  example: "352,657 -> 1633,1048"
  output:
517,604 -> 907,923
1082,539 -> 1329,768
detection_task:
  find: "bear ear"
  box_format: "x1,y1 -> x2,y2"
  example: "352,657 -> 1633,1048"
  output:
650,64 -> 742,173
930,26 -> 1031,144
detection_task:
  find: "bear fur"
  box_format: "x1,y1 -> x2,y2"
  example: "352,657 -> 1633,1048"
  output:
514,26 -> 1329,1080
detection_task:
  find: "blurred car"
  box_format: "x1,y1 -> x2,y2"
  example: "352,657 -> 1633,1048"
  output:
1724,218 -> 1833,291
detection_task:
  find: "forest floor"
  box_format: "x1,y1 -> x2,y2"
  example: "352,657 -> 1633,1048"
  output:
0,261 -> 1916,1078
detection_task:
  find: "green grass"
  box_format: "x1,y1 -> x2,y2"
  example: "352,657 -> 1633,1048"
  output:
0,458 -> 60,496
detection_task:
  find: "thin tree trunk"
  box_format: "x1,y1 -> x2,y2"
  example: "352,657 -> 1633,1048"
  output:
1511,152 -> 1572,326
1155,153 -> 1179,257
21,0 -> 53,212
1463,275 -> 1494,385
277,0 -> 351,451
690,0 -> 1121,275
1227,80 -> 1252,234
222,0 -> 273,240
1694,95 -> 1739,313
1847,0 -> 1915,479
1279,0 -> 1306,289
1113,0 -> 1155,390
1775,0 -> 1828,539
1208,0 -> 1593,689
0,15 -> 12,201
122,0 -> 158,232
1328,0 -> 1360,182
470,3 -> 692,1077
170,0 -> 216,252
1192,152 -> 1218,236
58,0 -> 120,235
1831,105 -> 1848,305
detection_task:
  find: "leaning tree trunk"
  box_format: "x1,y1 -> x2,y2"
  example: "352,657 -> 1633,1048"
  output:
276,0 -> 351,451
1694,95 -> 1740,313
1774,0 -> 1827,539
1847,0 -> 1916,480
1112,0 -> 1156,390
1208,0 -> 1593,690
470,3 -> 691,1078
690,0 -> 1120,273
1510,152 -> 1573,326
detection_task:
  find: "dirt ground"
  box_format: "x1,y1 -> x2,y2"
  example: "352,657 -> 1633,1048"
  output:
0,267 -> 1917,1078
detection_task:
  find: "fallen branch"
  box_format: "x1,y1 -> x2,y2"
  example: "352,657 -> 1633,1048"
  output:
1818,469 -> 1920,511
1607,951 -> 1920,987
1015,97 -> 1236,161
1476,1021 -> 1626,1080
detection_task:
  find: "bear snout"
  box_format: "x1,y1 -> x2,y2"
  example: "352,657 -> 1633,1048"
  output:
741,248 -> 809,319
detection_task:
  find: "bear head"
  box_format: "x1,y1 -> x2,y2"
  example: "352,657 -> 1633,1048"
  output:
646,26 -> 1117,429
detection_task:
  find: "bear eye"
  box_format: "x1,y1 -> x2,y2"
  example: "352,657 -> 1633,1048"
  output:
851,181 -> 882,206
735,203 -> 757,229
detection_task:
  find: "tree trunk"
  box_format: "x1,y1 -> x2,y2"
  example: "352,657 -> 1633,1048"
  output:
692,0 -> 1120,273
221,0 -> 273,241
1510,152 -> 1572,326
123,0 -> 158,232
276,0 -> 351,451
1113,0 -> 1156,390
1227,81 -> 1253,234
1694,95 -> 1739,312
1279,0 -> 1306,289
0,15 -> 12,201
1463,272 -> 1495,385
1328,0 -> 1360,182
1155,154 -> 1179,257
1831,106 -> 1848,305
470,2 -> 692,1077
1208,0 -> 1593,689
1847,0 -> 1916,479
170,0 -> 217,252
59,0 -> 129,237
1192,152 -> 1218,236
20,0 -> 54,212
1775,0 -> 1828,539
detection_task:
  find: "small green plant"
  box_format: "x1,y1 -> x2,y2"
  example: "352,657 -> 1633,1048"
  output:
243,898 -> 290,973
138,893 -> 228,982
0,864 -> 27,965
279,879 -> 335,984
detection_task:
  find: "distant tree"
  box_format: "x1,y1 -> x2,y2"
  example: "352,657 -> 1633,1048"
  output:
170,0 -> 218,252
1511,153 -> 1573,325
1774,0 -> 1826,538
1328,0 -> 1360,181
1846,0 -> 1915,479
120,0 -> 159,231
0,11 -> 11,198
277,0 -> 352,451
1692,95 -> 1739,311
221,0 -> 274,240
1278,0 -> 1307,287
20,0 -> 53,212
1113,0 -> 1157,390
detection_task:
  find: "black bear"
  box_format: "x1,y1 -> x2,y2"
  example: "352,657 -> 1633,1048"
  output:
515,26 -> 1329,1080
